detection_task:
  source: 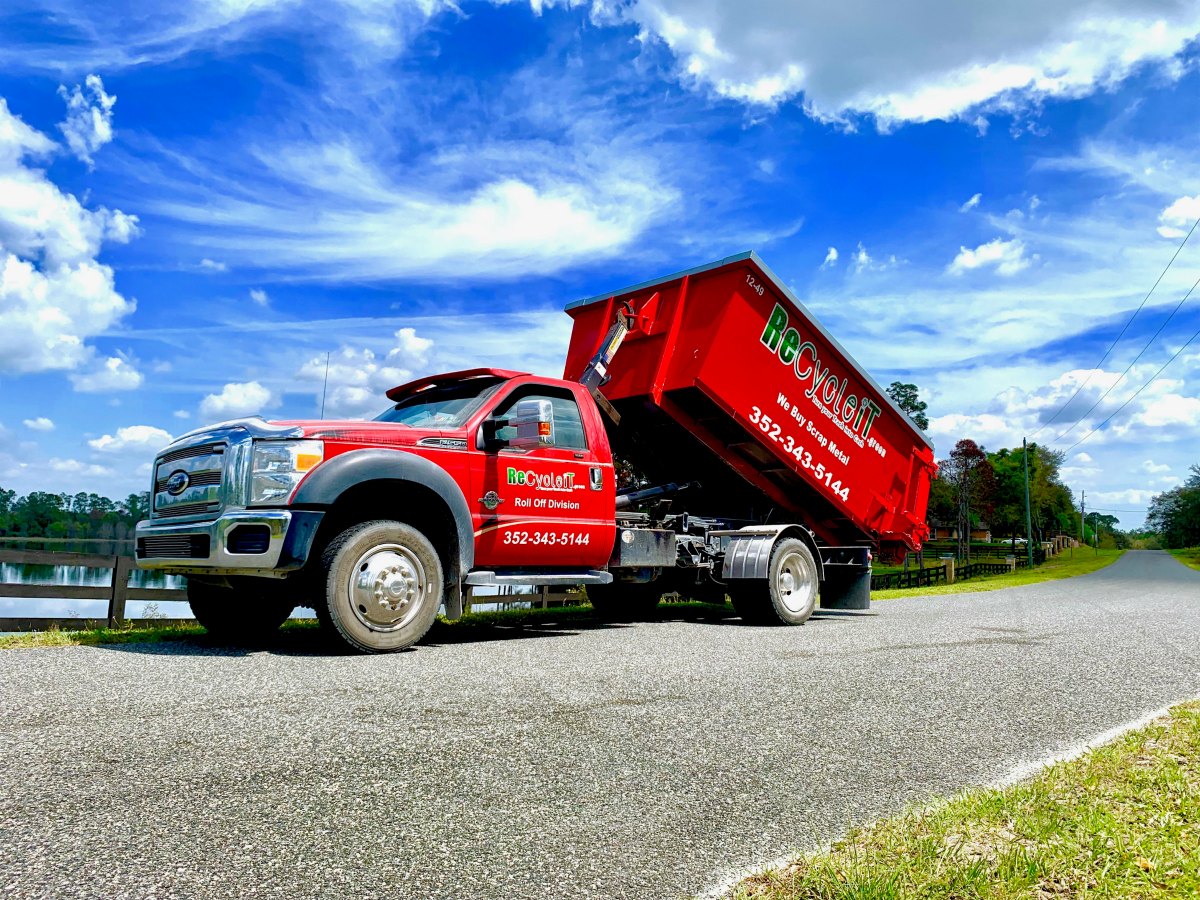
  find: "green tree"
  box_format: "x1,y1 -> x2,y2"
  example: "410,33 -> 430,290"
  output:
886,381 -> 929,430
938,439 -> 995,560
1146,465 -> 1200,548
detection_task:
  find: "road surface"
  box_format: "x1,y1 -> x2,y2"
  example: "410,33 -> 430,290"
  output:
2,550 -> 1198,899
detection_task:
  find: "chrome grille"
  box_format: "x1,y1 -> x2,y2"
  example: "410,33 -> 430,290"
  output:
152,442 -> 226,519
155,470 -> 221,493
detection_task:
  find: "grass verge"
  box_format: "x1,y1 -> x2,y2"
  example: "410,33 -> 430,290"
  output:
0,600 -> 734,650
731,699 -> 1200,900
872,548 -> 1124,600
1168,548 -> 1200,572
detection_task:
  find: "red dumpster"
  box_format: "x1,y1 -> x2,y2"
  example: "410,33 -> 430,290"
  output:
563,252 -> 935,555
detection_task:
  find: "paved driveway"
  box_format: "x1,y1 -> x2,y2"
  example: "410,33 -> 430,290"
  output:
2,550 -> 1198,899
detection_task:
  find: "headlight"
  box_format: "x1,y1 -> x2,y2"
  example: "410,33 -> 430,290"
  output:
249,440 -> 323,505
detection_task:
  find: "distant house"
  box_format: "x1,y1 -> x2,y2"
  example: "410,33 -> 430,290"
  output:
930,520 -> 958,540
970,522 -> 992,542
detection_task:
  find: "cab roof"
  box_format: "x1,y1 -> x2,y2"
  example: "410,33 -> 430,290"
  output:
385,368 -> 528,402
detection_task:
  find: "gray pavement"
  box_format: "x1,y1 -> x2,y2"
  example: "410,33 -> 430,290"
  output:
1,550 -> 1198,899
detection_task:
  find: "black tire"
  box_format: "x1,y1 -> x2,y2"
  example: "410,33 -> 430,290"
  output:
586,580 -> 663,621
320,520 -> 443,653
187,578 -> 296,640
729,538 -> 818,626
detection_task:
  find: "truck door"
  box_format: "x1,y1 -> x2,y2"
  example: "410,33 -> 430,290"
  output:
471,385 -> 614,568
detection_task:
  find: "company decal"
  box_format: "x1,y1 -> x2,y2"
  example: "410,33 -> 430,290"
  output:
506,467 -> 582,510
759,303 -> 882,443
507,467 -> 576,492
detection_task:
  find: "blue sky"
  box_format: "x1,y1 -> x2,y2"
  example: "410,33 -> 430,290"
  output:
1,0 -> 1200,530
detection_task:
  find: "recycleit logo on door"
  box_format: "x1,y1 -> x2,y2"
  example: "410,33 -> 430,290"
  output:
507,468 -> 576,493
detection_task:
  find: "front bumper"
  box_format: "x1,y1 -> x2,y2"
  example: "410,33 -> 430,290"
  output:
135,509 -> 323,577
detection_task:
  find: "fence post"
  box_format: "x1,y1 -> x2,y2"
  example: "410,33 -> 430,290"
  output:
108,555 -> 133,628
1005,555 -> 1016,573
940,554 -> 955,584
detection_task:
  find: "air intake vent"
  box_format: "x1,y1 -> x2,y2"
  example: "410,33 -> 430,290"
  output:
137,534 -> 211,560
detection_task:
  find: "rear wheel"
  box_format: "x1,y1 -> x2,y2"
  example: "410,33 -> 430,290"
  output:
187,578 -> 296,640
586,580 -> 663,620
729,538 -> 819,625
320,520 -> 443,653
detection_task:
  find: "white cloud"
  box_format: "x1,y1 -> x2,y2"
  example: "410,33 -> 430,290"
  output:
852,243 -> 871,273
199,381 -> 277,418
947,237 -> 1033,276
88,425 -> 174,454
173,409 -> 191,419
57,74 -> 116,166
68,355 -> 144,392
960,192 -> 982,212
48,458 -> 114,478
603,1 -> 1200,126
198,258 -> 227,272
1158,194 -> 1199,238
1141,459 -> 1171,474
250,288 -> 269,306
139,135 -> 677,281
0,93 -> 139,376
22,416 -> 55,431
1073,452 -> 1093,465
821,246 -> 838,268
298,327 -> 434,418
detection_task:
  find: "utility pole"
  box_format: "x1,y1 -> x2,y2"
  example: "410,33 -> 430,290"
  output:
1079,490 -> 1085,559
1022,438 -> 1034,568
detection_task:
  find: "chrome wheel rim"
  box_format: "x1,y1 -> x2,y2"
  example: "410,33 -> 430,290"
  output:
348,543 -> 429,632
774,548 -> 816,615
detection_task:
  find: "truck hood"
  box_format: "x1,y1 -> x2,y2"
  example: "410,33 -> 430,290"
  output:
268,420 -> 466,447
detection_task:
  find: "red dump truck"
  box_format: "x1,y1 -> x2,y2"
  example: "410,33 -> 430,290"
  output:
136,252 -> 935,652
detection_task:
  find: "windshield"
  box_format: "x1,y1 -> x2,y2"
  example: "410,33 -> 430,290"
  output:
374,378 -> 505,429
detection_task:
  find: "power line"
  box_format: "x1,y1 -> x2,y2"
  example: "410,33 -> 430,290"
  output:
1030,212 -> 1200,438
1062,301 -> 1200,454
1050,272 -> 1200,444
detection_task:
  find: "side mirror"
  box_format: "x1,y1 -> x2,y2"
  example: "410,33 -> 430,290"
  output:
506,398 -> 555,450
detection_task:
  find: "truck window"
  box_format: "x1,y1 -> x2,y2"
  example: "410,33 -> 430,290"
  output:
375,379 -> 504,428
495,392 -> 588,451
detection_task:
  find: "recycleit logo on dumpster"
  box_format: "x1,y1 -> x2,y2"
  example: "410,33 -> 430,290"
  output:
759,303 -> 882,440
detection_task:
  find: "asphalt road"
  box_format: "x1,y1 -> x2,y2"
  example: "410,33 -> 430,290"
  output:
2,550 -> 1198,900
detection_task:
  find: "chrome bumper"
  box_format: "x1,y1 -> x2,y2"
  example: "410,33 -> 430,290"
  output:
135,510 -> 320,577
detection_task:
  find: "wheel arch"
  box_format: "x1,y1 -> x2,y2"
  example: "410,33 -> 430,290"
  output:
721,524 -> 825,583
293,449 -> 474,603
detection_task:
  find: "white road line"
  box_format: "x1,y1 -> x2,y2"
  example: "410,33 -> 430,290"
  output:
698,698 -> 1197,900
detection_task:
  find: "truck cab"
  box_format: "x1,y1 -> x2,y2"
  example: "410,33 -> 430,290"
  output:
136,368 -> 630,651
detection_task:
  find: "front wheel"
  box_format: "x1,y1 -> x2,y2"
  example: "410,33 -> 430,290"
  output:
320,520 -> 444,653
187,578 -> 296,640
729,538 -> 819,625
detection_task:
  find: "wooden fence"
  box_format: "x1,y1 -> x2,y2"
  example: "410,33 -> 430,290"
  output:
870,565 -> 948,591
0,548 -> 186,632
0,547 -> 585,632
957,561 -> 1014,580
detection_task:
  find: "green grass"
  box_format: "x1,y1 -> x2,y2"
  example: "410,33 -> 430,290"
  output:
0,600 -> 735,650
730,700 -> 1200,900
1168,548 -> 1200,572
872,548 -> 1124,600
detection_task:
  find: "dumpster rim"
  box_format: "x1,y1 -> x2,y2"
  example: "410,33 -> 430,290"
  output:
564,250 -> 935,453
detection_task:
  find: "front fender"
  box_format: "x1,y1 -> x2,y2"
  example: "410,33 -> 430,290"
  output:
292,448 -> 474,573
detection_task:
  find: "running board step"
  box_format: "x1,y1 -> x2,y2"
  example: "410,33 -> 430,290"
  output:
465,570 -> 613,587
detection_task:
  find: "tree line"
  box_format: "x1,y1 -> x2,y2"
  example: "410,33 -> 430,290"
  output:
1146,465 -> 1200,549
0,487 -> 151,541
